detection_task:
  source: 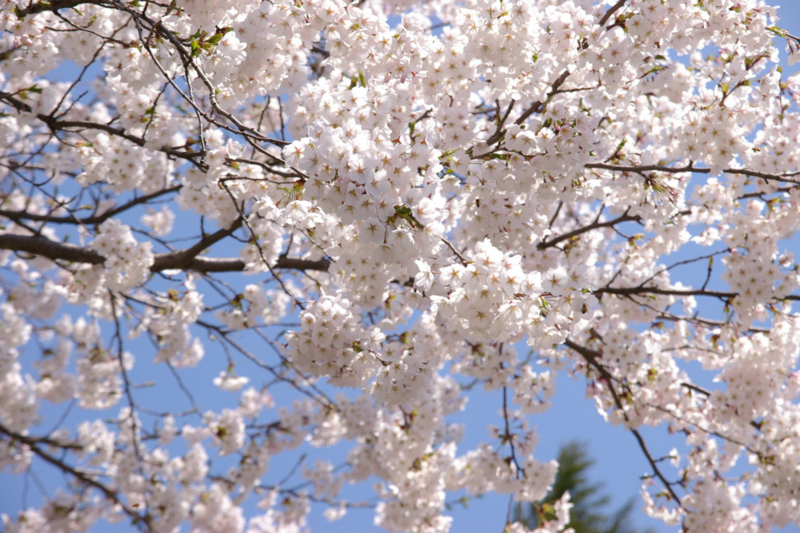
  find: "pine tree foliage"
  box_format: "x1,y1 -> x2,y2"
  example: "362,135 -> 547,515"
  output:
515,441 -> 654,533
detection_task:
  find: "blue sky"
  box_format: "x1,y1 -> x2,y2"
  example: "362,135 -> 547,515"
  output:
4,2 -> 800,533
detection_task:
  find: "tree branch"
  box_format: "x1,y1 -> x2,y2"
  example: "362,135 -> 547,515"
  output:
514,70 -> 571,127
596,285 -> 800,302
598,0 -> 627,27
538,212 -> 640,249
0,92 -> 207,170
596,286 -> 736,299
14,0 -> 95,18
563,339 -> 683,508
0,232 -> 330,273
584,162 -> 800,186
0,422 -> 150,527
0,185 -> 182,226
0,233 -> 105,264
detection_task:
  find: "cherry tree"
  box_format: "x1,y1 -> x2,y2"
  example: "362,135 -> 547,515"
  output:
2,0 -> 800,531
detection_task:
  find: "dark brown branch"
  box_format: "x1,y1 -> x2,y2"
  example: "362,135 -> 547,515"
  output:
563,339 -> 683,507
655,313 -> 771,333
636,249 -> 728,289
485,100 -> 516,146
14,0 -> 95,18
514,70 -> 571,127
680,382 -> 711,396
538,212 -> 640,250
151,219 -> 243,270
585,163 -> 697,174
0,429 -> 81,451
597,286 -> 800,304
0,91 -> 206,169
0,185 -> 182,225
0,232 -> 331,273
598,0 -> 627,27
597,286 -> 736,299
584,162 -> 800,186
501,384 -> 522,474
0,233 -> 106,264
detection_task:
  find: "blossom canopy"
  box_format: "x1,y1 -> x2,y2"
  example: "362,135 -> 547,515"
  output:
2,0 -> 800,532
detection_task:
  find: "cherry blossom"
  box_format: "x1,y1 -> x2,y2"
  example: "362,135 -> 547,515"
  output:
2,0 -> 800,532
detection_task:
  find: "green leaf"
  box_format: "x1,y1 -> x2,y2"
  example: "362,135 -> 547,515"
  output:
539,503 -> 558,523
205,33 -> 224,47
393,204 -> 423,230
767,25 -> 788,37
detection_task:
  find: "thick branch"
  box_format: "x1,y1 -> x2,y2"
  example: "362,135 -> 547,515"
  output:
15,0 -> 95,17
152,220 -> 243,270
0,233 -> 105,264
597,286 -> 736,299
598,0 -> 627,27
0,232 -> 330,273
